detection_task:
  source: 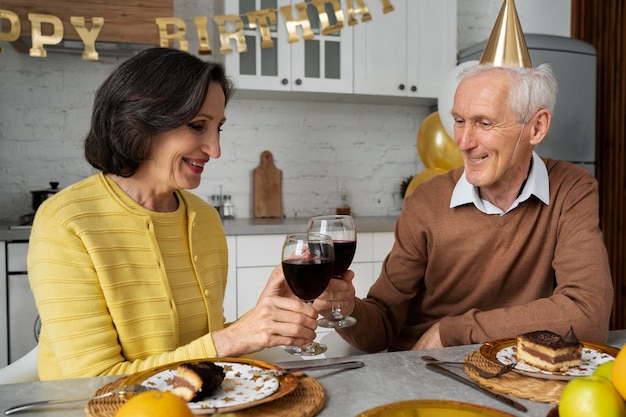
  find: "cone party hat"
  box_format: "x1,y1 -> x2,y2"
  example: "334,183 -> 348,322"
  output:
479,0 -> 532,68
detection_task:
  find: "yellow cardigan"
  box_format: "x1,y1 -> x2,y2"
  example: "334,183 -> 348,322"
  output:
28,173 -> 228,380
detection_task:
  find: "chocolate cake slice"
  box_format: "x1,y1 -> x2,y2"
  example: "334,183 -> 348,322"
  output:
171,361 -> 225,402
516,327 -> 583,372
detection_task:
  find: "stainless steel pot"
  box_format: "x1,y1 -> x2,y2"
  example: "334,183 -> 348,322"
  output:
31,182 -> 60,211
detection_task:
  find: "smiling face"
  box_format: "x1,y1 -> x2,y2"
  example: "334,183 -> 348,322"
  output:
451,70 -> 534,197
137,82 -> 226,194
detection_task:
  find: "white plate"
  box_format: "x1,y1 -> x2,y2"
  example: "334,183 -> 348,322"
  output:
123,358 -> 299,414
480,338 -> 619,380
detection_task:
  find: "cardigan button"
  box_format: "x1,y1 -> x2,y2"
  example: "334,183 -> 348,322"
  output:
204,289 -> 210,296
194,255 -> 199,262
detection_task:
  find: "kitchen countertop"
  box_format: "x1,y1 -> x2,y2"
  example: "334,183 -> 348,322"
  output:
0,216 -> 398,242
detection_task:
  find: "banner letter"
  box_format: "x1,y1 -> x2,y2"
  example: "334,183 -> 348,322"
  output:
346,0 -> 372,25
279,2 -> 314,43
214,15 -> 246,55
0,9 -> 20,54
193,16 -> 212,55
29,13 -> 63,58
311,0 -> 344,35
155,17 -> 189,51
380,0 -> 395,13
70,16 -> 103,61
246,8 -> 277,49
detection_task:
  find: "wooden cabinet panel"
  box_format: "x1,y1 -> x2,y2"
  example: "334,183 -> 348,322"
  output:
3,0 -> 173,45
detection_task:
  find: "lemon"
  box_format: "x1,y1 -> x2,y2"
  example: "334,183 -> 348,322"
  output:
613,344 -> 626,401
114,390 -> 193,417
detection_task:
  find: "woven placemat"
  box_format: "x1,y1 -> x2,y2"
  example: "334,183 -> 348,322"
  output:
85,373 -> 325,417
464,351 -> 566,404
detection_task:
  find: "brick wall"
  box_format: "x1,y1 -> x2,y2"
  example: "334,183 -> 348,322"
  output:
0,0 -> 570,222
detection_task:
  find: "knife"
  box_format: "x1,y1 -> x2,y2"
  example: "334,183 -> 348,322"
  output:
426,362 -> 527,412
252,360 -> 365,376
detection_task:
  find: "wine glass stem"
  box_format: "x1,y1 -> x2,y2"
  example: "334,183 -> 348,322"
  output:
330,290 -> 345,319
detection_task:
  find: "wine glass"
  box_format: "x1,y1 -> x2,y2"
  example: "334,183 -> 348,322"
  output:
308,215 -> 357,328
281,232 -> 334,356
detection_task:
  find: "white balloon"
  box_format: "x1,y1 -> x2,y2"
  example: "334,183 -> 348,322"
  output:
437,60 -> 479,138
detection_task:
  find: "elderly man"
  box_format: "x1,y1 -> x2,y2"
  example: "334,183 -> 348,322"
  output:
316,0 -> 613,352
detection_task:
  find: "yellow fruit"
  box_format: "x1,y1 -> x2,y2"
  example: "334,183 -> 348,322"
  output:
594,360 -> 615,381
558,375 -> 626,417
114,390 -> 193,417
613,345 -> 626,401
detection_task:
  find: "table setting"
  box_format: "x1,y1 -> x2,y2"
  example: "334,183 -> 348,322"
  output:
1,213 -> 624,417
1,329 -> 625,417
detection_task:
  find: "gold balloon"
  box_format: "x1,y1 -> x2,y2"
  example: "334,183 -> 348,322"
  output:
404,167 -> 448,198
416,112 -> 463,170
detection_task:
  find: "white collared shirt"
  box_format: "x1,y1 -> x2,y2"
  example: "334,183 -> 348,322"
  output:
450,152 -> 550,216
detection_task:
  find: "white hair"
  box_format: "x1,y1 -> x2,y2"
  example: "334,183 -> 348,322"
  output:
458,64 -> 558,123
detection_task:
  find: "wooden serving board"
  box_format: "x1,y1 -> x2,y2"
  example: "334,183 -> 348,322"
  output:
253,151 -> 283,218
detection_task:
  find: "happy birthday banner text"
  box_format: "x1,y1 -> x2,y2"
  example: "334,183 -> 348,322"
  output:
0,0 -> 394,60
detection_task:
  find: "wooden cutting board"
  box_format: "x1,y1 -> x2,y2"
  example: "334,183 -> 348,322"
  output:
253,150 -> 283,218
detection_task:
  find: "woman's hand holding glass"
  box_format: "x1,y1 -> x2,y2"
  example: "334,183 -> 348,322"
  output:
281,232 -> 334,355
211,264 -> 319,358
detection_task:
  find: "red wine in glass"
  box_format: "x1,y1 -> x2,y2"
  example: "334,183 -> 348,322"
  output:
283,258 -> 333,301
281,233 -> 334,356
331,240 -> 357,277
308,215 -> 358,328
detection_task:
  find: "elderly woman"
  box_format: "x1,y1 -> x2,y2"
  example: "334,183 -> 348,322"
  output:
28,48 -> 318,380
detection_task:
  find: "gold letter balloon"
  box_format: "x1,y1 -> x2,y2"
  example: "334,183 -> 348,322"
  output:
416,111 -> 463,171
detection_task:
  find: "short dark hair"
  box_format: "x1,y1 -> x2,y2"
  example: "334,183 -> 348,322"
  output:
84,47 -> 235,177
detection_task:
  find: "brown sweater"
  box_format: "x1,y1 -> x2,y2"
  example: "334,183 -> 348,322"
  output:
339,158 -> 613,351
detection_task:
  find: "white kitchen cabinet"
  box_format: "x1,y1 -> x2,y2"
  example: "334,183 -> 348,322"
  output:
351,231 -> 394,297
6,242 -> 39,364
233,234 -> 285,316
224,0 -> 353,93
0,241 -> 7,367
353,0 -> 456,98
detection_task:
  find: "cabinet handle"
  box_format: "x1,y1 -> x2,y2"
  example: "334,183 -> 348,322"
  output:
295,79 -> 302,85
398,84 -> 405,90
281,78 -> 288,85
411,85 -> 417,92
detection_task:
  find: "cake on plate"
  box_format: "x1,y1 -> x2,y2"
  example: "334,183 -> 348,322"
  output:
171,361 -> 225,402
516,327 -> 583,372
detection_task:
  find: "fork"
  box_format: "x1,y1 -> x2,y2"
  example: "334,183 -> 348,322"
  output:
4,384 -> 153,415
421,355 -> 517,379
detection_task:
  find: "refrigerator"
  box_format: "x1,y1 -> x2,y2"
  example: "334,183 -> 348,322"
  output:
459,34 -> 597,176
